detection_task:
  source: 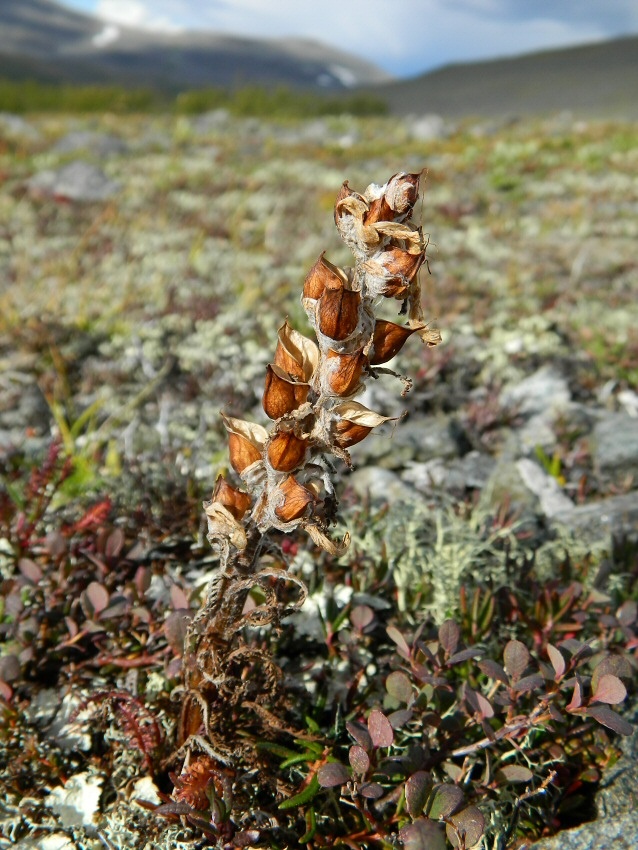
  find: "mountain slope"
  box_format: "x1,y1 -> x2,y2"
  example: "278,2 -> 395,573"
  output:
0,0 -> 392,91
369,36 -> 638,118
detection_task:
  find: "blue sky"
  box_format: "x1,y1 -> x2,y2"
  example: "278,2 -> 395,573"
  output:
60,0 -> 638,77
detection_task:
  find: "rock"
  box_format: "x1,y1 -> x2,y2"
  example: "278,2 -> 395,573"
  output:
408,114 -> 446,141
345,466 -> 417,504
192,109 -> 231,134
27,161 -> 120,202
516,458 -> 574,517
596,707 -> 638,819
500,365 -> 571,418
354,415 -> 462,469
480,454 -> 543,535
0,112 -> 40,141
527,810 -> 638,850
591,412 -> 638,484
552,491 -> 638,545
52,131 -> 128,157
402,451 -> 496,494
500,365 -> 573,454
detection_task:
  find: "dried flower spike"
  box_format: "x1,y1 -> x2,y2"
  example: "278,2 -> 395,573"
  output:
179,170 -> 441,763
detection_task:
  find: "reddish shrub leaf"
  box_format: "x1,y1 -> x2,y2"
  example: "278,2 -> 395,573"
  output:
349,746 -> 370,775
476,692 -> 494,718
399,818 -> 447,850
84,581 -> 109,615
617,600 -> 637,627
386,625 -> 411,660
446,805 -> 485,849
346,720 -> 372,751
368,709 -> 394,748
386,671 -> 413,704
387,709 -> 413,731
478,658 -> 508,684
591,655 -> 633,692
405,771 -> 432,818
170,584 -> 190,611
504,640 -> 530,682
447,646 -> 484,666
513,674 -> 545,693
164,610 -> 192,656
566,679 -> 583,711
360,782 -> 384,799
438,619 -> 460,656
496,765 -> 534,784
547,643 -> 566,678
105,527 -> 125,559
591,674 -> 627,705
18,558 -> 42,585
351,604 -> 375,632
427,784 -> 464,819
586,705 -> 634,736
317,762 -> 349,788
0,654 -> 20,684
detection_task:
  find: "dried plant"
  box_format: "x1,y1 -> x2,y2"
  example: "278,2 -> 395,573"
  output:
177,171 -> 441,763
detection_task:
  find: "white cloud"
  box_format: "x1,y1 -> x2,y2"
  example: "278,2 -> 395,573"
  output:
87,0 -> 638,75
95,0 -> 183,32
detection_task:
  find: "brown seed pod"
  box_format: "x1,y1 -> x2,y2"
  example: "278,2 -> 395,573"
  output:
334,401 -> 395,448
273,321 -> 319,382
211,474 -> 252,520
318,286 -> 361,341
274,474 -> 315,522
263,364 -> 310,420
303,252 -> 348,300
222,414 -> 268,475
370,320 -> 423,365
267,430 -> 308,472
384,171 -> 421,217
325,349 -> 367,396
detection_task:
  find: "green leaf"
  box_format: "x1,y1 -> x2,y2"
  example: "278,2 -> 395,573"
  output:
299,806 -> 317,843
278,773 -> 320,810
496,765 -> 534,784
427,784 -> 464,819
446,805 -> 485,849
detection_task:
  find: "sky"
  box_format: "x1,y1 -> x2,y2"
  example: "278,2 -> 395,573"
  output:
60,0 -> 638,78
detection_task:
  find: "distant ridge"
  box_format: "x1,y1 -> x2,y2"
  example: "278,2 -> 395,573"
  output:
0,0 -> 392,92
368,36 -> 638,119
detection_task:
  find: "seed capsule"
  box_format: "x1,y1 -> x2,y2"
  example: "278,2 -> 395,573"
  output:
326,349 -> 366,397
318,286 -> 361,341
334,401 -> 395,448
370,320 -> 422,365
303,252 -> 347,300
267,430 -> 308,472
222,414 -> 268,475
263,364 -> 310,420
273,321 -> 319,382
274,474 -> 315,522
211,474 -> 251,519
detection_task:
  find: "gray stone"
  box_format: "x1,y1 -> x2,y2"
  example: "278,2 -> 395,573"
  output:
596,707 -> 638,819
501,365 -> 571,418
527,809 -> 638,849
0,112 -> 40,141
553,491 -> 638,545
192,109 -> 231,133
27,160 -> 120,202
356,416 -> 461,469
346,466 -> 417,504
402,451 -> 495,494
591,412 -> 638,483
53,130 -> 128,157
408,114 -> 446,141
516,458 -> 575,517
